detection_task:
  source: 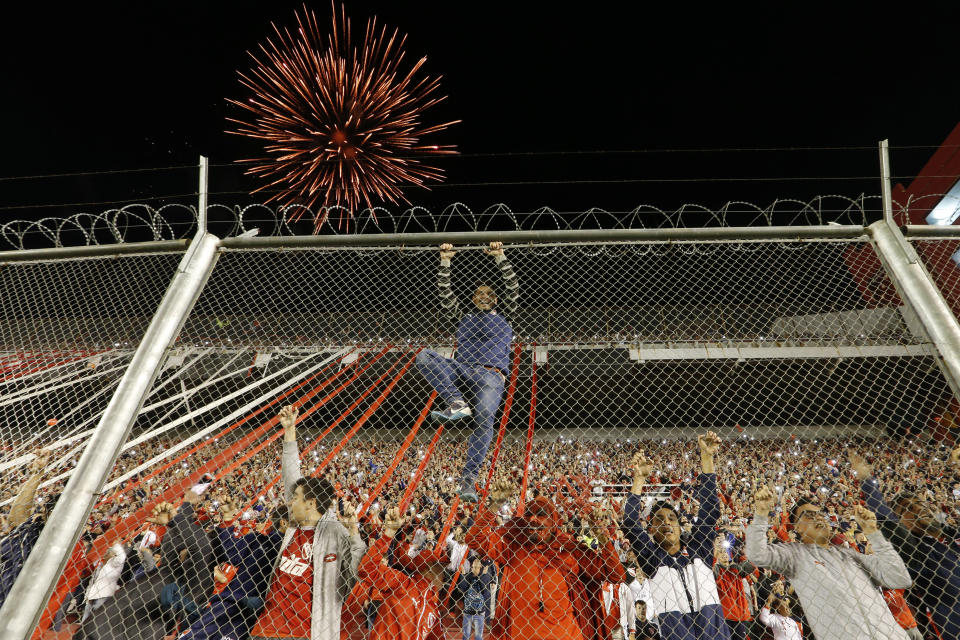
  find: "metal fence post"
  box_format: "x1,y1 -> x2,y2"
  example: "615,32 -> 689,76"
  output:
879,139 -> 918,263
870,220 -> 960,399
0,232 -> 221,640
198,155 -> 209,234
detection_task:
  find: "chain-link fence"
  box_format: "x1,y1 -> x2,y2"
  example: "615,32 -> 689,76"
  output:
4,223 -> 960,640
0,250 -> 185,636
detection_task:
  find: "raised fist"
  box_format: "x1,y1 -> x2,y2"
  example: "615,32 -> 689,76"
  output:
772,579 -> 786,596
848,450 -> 873,479
278,405 -> 299,432
439,243 -> 455,261
29,449 -> 51,476
488,479 -> 514,505
632,452 -> 653,480
339,501 -> 359,534
698,432 -> 721,457
589,507 -> 612,546
148,502 -> 177,526
753,486 -> 776,515
382,506 -> 404,539
853,504 -> 878,535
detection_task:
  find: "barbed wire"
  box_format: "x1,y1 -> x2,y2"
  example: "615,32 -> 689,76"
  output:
0,193 -> 942,250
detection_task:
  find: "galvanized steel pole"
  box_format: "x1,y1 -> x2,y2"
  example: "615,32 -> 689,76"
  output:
879,139 -> 917,263
198,155 -> 209,233
219,225 -> 866,250
870,220 -> 960,399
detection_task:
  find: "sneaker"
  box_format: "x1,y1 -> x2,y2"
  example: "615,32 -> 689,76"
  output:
430,401 -> 472,422
458,478 -> 479,503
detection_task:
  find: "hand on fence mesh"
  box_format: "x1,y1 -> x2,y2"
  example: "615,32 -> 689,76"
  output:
2,237 -> 960,640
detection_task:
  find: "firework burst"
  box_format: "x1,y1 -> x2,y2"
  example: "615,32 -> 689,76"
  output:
227,4 -> 458,230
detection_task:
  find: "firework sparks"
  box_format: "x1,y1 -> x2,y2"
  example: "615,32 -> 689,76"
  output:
227,3 -> 459,230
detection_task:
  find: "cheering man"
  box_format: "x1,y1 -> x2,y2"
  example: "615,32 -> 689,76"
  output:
416,241 -> 519,502
249,405 -> 366,640
623,433 -> 729,640
850,448 -> 960,639
746,484 -> 912,639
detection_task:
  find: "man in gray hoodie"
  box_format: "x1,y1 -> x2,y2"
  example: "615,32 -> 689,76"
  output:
745,485 -> 912,640
249,405 -> 366,640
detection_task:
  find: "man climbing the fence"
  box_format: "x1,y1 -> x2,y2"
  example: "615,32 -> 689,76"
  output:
416,241 -> 519,503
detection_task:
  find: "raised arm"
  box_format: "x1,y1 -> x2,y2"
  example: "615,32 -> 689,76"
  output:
849,450 -> 919,553
744,486 -> 797,577
357,507 -> 410,594
849,451 -> 898,521
577,506 -> 627,583
485,242 -> 519,316
690,432 -> 721,557
337,501 -> 366,597
848,505 -> 912,589
8,450 -> 50,529
280,405 -> 303,503
166,491 -> 206,550
437,243 -> 461,321
465,480 -> 512,566
623,453 -> 655,553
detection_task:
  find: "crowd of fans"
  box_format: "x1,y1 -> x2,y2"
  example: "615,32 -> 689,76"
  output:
2,418 -> 959,640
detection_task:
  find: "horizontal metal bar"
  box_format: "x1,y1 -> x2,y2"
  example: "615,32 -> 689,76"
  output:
629,343 -> 932,361
220,225 -> 866,249
901,225 -> 960,239
0,239 -> 188,263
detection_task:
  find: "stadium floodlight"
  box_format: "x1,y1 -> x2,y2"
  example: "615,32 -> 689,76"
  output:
925,179 -> 960,225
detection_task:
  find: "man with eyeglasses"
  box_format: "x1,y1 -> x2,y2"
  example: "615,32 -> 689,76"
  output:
746,486 -> 912,640
850,448 -> 960,640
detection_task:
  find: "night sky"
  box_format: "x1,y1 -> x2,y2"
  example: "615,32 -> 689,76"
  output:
2,3 -> 959,223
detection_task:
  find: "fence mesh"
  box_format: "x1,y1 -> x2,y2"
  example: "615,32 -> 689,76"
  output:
5,235 -> 960,640
0,251 -> 184,633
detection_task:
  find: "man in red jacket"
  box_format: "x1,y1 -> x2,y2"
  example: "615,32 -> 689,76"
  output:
358,506 -> 448,640
712,540 -> 755,640
465,480 -> 626,640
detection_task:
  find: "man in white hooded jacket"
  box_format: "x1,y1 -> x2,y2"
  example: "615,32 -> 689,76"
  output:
82,543 -> 127,623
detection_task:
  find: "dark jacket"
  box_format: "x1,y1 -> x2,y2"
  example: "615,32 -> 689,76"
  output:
82,503 -> 216,640
0,519 -> 43,609
213,526 -> 282,602
861,476 -> 960,639
179,528 -> 284,640
623,473 -> 730,640
461,568 -> 494,614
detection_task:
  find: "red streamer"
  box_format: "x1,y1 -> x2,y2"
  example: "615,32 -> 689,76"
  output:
515,358 -> 538,517
96,349 -> 355,509
479,342 -> 523,502
358,391 -> 437,518
399,421 -> 445,514
89,347 -> 391,561
312,351 -> 418,476
235,349 -> 406,513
